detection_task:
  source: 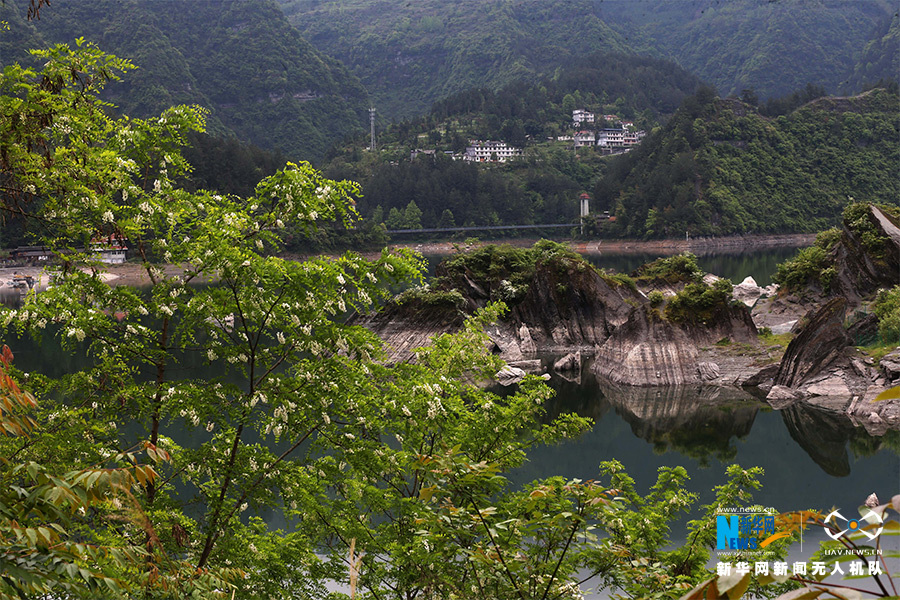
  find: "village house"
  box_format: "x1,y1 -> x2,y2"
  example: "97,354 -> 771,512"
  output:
572,109 -> 595,126
462,140 -> 522,162
90,233 -> 128,264
596,128 -> 625,148
573,131 -> 596,147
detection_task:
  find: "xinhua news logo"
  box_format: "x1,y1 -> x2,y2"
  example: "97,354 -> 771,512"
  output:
716,512 -> 787,551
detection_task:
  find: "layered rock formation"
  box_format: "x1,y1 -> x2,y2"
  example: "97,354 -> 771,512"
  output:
830,205 -> 900,304
352,222 -> 899,432
592,302 -> 758,386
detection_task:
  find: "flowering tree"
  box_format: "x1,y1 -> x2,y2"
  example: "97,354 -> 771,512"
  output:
0,41 -> 608,599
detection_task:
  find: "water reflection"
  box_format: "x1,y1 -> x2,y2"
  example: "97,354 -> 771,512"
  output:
532,356 -> 895,483
598,380 -> 760,467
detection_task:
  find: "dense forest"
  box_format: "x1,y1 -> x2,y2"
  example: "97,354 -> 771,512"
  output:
595,85 -> 900,238
277,0 -> 634,120
0,0 -> 369,161
278,0 -> 897,122
320,75 -> 898,240
597,0 -> 896,99
321,52 -> 700,232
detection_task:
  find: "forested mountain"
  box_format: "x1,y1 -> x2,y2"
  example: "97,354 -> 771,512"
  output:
844,12 -> 900,93
321,52 -> 701,231
276,0 -> 635,120
0,0 -> 369,161
277,0 -> 896,121
595,86 -> 900,238
597,0 -> 896,99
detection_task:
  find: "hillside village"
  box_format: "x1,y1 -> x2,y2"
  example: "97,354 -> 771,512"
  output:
411,109 -> 648,163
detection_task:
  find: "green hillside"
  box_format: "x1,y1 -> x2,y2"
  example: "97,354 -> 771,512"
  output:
0,0 -> 369,162
595,0 -> 894,99
844,12 -> 900,92
321,52 -> 701,231
276,0 -> 635,120
595,86 -> 900,238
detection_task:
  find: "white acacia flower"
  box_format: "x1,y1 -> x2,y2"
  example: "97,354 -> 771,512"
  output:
102,210 -> 114,223
276,331 -> 285,345
206,422 -> 214,432
207,349 -> 217,361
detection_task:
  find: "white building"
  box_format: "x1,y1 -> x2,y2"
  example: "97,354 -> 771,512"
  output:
596,128 -> 625,148
91,234 -> 128,264
463,140 -> 522,162
573,109 -> 595,126
573,131 -> 596,147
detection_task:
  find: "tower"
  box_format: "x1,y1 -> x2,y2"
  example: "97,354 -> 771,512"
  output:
369,107 -> 376,151
579,193 -> 590,234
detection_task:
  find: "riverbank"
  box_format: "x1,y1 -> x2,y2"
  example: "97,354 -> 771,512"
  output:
0,233 -> 816,289
376,232 -> 816,258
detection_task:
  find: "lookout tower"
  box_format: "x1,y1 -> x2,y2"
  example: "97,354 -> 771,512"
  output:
579,193 -> 590,234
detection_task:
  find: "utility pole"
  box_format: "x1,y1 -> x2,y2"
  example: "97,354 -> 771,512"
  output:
369,107 -> 376,151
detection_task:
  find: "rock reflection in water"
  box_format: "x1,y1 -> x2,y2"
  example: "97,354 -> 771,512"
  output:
780,403 -> 899,477
598,380 -> 761,466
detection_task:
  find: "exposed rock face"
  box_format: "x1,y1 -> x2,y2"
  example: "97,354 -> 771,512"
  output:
496,365 -> 526,386
766,385 -> 801,409
848,387 -> 900,436
353,248 -> 645,362
831,205 -> 900,304
593,308 -> 700,386
593,303 -> 758,386
880,350 -> 900,385
775,298 -> 850,388
508,262 -> 639,351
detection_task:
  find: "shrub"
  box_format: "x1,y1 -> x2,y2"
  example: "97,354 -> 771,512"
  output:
843,201 -> 889,259
396,285 -> 466,308
814,227 -> 841,251
772,246 -> 832,291
665,279 -> 735,324
874,286 -> 900,343
633,252 -> 703,283
648,290 -> 665,307
604,272 -> 638,291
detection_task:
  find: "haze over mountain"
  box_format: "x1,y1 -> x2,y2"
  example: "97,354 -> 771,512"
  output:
597,0 -> 896,99
276,0 -> 635,120
278,0 -> 898,121
0,0 -> 370,162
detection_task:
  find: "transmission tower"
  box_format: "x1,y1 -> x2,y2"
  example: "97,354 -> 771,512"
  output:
369,107 -> 376,151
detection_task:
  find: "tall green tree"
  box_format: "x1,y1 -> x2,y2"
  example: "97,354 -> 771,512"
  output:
0,41 -> 604,598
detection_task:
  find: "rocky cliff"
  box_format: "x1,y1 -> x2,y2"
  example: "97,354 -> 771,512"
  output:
831,204 -> 900,304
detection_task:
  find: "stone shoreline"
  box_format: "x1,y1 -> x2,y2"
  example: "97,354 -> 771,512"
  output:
375,232 -> 816,258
